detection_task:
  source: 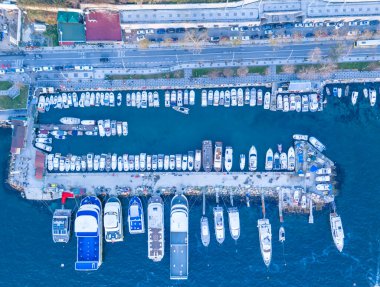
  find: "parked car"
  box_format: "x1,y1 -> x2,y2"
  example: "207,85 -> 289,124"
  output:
359,20 -> 370,26
348,21 -> 358,26
241,36 -> 250,41
0,70 -> 5,75
315,22 -> 324,27
166,28 -> 175,33
171,37 -> 178,42
230,26 -> 239,31
100,57 -> 109,63
230,36 -> 239,40
32,67 -> 42,72
175,27 -> 185,33
284,23 -> 294,28
15,68 -> 24,73
209,36 -> 220,43
198,27 -> 207,32
137,29 -> 145,35
264,29 -> 273,35
74,66 -> 93,71
42,66 -> 53,71
325,22 -> 336,27
335,22 -> 345,29
305,32 -> 314,38
157,29 -> 166,34
145,29 -> 154,34
294,22 -> 303,28
262,24 -> 272,30
136,35 -> 146,42
250,34 -> 259,39
303,22 -> 314,28
239,26 -> 249,32
251,26 -> 260,31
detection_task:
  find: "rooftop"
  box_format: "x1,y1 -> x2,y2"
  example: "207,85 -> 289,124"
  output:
58,22 -> 86,44
10,120 -> 26,154
85,11 -> 122,42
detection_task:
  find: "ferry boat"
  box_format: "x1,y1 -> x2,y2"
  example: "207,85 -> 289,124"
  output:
189,90 -> 195,105
213,90 -> 219,106
263,92 -> 270,109
170,194 -> 189,280
202,140 -> 213,172
148,195 -> 164,262
128,196 -> 145,234
283,95 -> 289,112
237,88 -> 244,106
74,196 -> 102,271
309,136 -> 326,152
244,88 -> 250,105
169,155 -> 175,170
257,218 -> 272,267
184,90 -> 189,105
213,206 -> 225,244
370,88 -> 377,107
250,88 -> 256,106
207,90 -> 213,106
175,154 -> 181,171
228,207 -> 240,241
213,141 -> 223,172
146,155 -> 152,171
152,154 -> 158,171
225,90 -> 231,107
170,91 -> 177,106
231,89 -> 237,106
60,117 -> 80,125
173,106 -> 189,114
104,197 -> 123,242
295,95 -> 302,112
257,89 -> 263,106
277,94 -> 283,111
165,91 -> 170,107
279,226 -> 285,243
287,147 -> 295,171
330,212 -> 344,252
248,145 -> 257,171
265,148 -> 273,171
164,155 -> 170,171
280,152 -> 287,170
201,90 -> 207,107
188,151 -> 194,171
224,146 -> 233,172
52,208 -> 72,243
194,150 -> 201,172
351,91 -> 359,105
239,154 -> 245,171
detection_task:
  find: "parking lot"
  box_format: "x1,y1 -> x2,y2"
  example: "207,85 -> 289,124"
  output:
0,8 -> 19,50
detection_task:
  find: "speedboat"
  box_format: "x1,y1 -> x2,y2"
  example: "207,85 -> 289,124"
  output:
148,195 -> 164,262
351,91 -> 358,105
194,150 -> 201,172
104,197 -> 123,242
201,90 -> 207,107
257,89 -> 263,106
280,152 -> 287,170
330,212 -> 344,252
189,90 -> 195,105
188,151 -> 194,171
257,218 -> 272,267
128,196 -> 145,234
169,155 -> 175,171
248,145 -> 257,171
213,141 -> 223,172
224,146 -> 233,172
239,154 -> 245,171
250,88 -> 256,106
309,136 -> 326,152
172,106 -> 189,114
60,117 -> 80,125
228,207 -> 240,241
213,206 -> 225,244
263,92 -> 270,109
200,216 -> 210,247
287,147 -> 295,171
265,148 -> 273,171
279,226 -> 285,243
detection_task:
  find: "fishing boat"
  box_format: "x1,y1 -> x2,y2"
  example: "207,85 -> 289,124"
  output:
213,141 -> 223,172
74,196 -> 103,271
148,195 -> 164,262
351,91 -> 358,105
200,216 -> 210,247
189,90 -> 195,105
330,212 -> 344,252
231,89 -> 237,106
170,194 -> 189,280
202,140 -> 213,172
237,88 -> 244,106
248,145 -> 257,171
172,106 -> 189,114
165,91 -> 170,107
276,94 -> 283,111
309,136 -> 326,152
250,88 -> 256,106
224,146 -> 233,172
265,148 -> 273,171
104,197 -> 123,242
280,152 -> 287,170
239,154 -> 245,171
225,90 -> 231,107
60,117 -> 80,125
279,226 -> 285,243
207,90 -> 213,106
201,90 -> 207,107
213,206 -> 225,244
213,90 -> 219,106
194,150 -> 201,172
169,155 -> 175,170
128,196 -> 145,234
228,207 -> 240,241
188,151 -> 194,171
287,147 -> 295,171
257,218 -> 272,267
263,92 -> 270,109
370,88 -> 377,107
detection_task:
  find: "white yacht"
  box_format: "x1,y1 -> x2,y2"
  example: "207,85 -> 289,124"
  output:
213,90 -> 220,106
239,154 -> 245,171
201,90 -> 207,107
148,195 -> 164,262
117,156 -> 123,172
224,146 -> 233,172
200,216 -> 210,247
351,91 -> 358,105
287,147 -> 295,171
164,155 -> 170,171
263,92 -> 270,109
123,154 -> 129,171
213,206 -> 225,244
237,88 -> 244,106
228,207 -> 240,241
330,212 -> 344,252
189,90 -> 195,105
207,90 -> 213,106
194,150 -> 201,172
265,148 -> 273,171
169,155 -> 175,170
370,88 -> 377,107
146,155 -> 152,171
279,226 -> 285,243
280,152 -> 287,170
188,151 -> 194,171
213,141 -> 223,172
165,91 -> 170,107
231,89 -> 237,106
111,153 -> 117,171
258,218 -> 272,267
248,145 -> 257,171
140,153 -> 146,171
104,197 -> 123,242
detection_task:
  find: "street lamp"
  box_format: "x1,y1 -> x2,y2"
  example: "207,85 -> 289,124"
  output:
59,29 -> 63,45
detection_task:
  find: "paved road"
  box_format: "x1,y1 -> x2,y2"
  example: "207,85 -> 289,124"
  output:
1,41 -> 380,71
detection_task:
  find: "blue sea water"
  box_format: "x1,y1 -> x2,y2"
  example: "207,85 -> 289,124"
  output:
1,84 -> 380,286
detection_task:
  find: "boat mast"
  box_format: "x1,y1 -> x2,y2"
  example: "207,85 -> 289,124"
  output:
230,190 -> 234,207
202,189 -> 206,216
308,198 -> 314,224
278,188 -> 283,223
261,192 -> 266,219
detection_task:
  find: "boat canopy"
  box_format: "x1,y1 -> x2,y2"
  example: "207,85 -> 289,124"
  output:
130,205 -> 140,218
75,212 -> 99,236
170,212 -> 188,232
104,213 -> 118,229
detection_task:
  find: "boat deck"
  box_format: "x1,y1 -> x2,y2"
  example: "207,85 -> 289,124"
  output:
76,237 -> 100,270
170,232 -> 188,280
149,227 -> 163,258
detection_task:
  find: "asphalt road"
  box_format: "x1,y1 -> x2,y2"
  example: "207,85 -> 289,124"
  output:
1,40 -> 380,71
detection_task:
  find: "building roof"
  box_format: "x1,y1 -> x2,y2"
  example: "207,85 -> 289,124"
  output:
288,81 -> 312,92
57,11 -> 82,23
10,120 -> 26,154
58,22 -> 86,43
85,11 -> 122,42
35,151 -> 45,180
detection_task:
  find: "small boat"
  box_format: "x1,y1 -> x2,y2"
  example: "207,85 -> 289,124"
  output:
345,85 -> 349,97
265,148 -> 273,171
136,92 -> 141,108
287,147 -> 295,171
224,146 -> 233,172
280,152 -> 287,170
87,153 -> 93,171
164,155 -> 170,171
295,95 -> 302,112
207,90 -> 213,106
194,150 -> 201,172
351,91 -> 358,105
169,155 -> 175,170
135,154 -> 140,171
330,212 -> 344,252
93,155 -> 100,171
175,154 -> 181,171
201,90 -> 207,107
309,93 -> 319,112
228,207 -> 240,241
60,117 -> 80,125
153,91 -> 160,107
213,90 -> 219,106
213,141 -> 223,172
302,94 -> 309,112
250,88 -> 256,106
257,218 -> 272,267
316,167 -> 332,175
104,197 -> 123,242
177,90 -> 183,107
109,92 -> 115,107
248,145 -> 257,171
181,154 -> 188,171
189,90 -> 195,105
90,93 -> 95,106
244,88 -> 250,105
140,153 -> 146,171
309,136 -> 326,152
104,92 -> 110,106
128,196 -> 145,234
111,153 -> 117,171
148,91 -> 154,107
325,87 -> 331,96
315,175 -> 331,182
369,88 -> 377,107
146,155 -> 152,171
231,89 -> 237,106
52,207 -> 72,243
158,154 -> 164,171
147,195 -> 164,262
122,122 -> 128,136
283,95 -> 289,112
225,90 -> 231,107
116,122 -> 123,136
117,156 -> 123,172
337,87 -> 342,98
202,140 -> 213,172
237,88 -> 244,106
273,152 -> 280,170
117,93 -> 122,106
301,195 -> 307,208
188,151 -> 194,171
279,226 -> 285,243
172,106 -> 189,114
219,91 -> 225,106
263,92 -> 270,109
316,183 -> 332,191
35,142 -> 52,153
184,90 -> 189,105
200,216 -> 210,247
165,91 -> 170,107
363,88 -> 368,98
257,89 -> 263,106
81,120 -> 95,125
293,134 -> 308,141
239,154 -> 245,171
276,94 -> 283,111
152,155 -> 158,171
289,94 -> 296,111
131,93 -> 136,107
213,206 -> 225,244
35,137 -> 52,144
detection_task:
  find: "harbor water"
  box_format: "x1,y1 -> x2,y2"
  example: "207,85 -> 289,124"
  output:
2,84 -> 380,286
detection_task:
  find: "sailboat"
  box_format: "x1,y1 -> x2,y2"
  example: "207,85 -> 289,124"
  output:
200,191 -> 210,247
227,207 -> 240,241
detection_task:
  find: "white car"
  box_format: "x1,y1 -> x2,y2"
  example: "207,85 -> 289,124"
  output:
304,22 -> 314,28
348,21 -> 358,26
32,67 -> 43,72
294,22 -> 303,28
264,29 -> 273,35
335,22 -> 345,29
315,22 -> 324,27
137,29 -> 145,35
74,66 -> 93,71
251,26 -> 260,31
137,35 -> 146,42
42,66 -> 53,71
0,70 -> 5,75
325,22 -> 336,27
359,20 -> 369,26
229,36 -> 239,40
241,36 -> 250,41
145,29 -> 154,34
15,68 -> 24,73
230,26 -> 239,31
